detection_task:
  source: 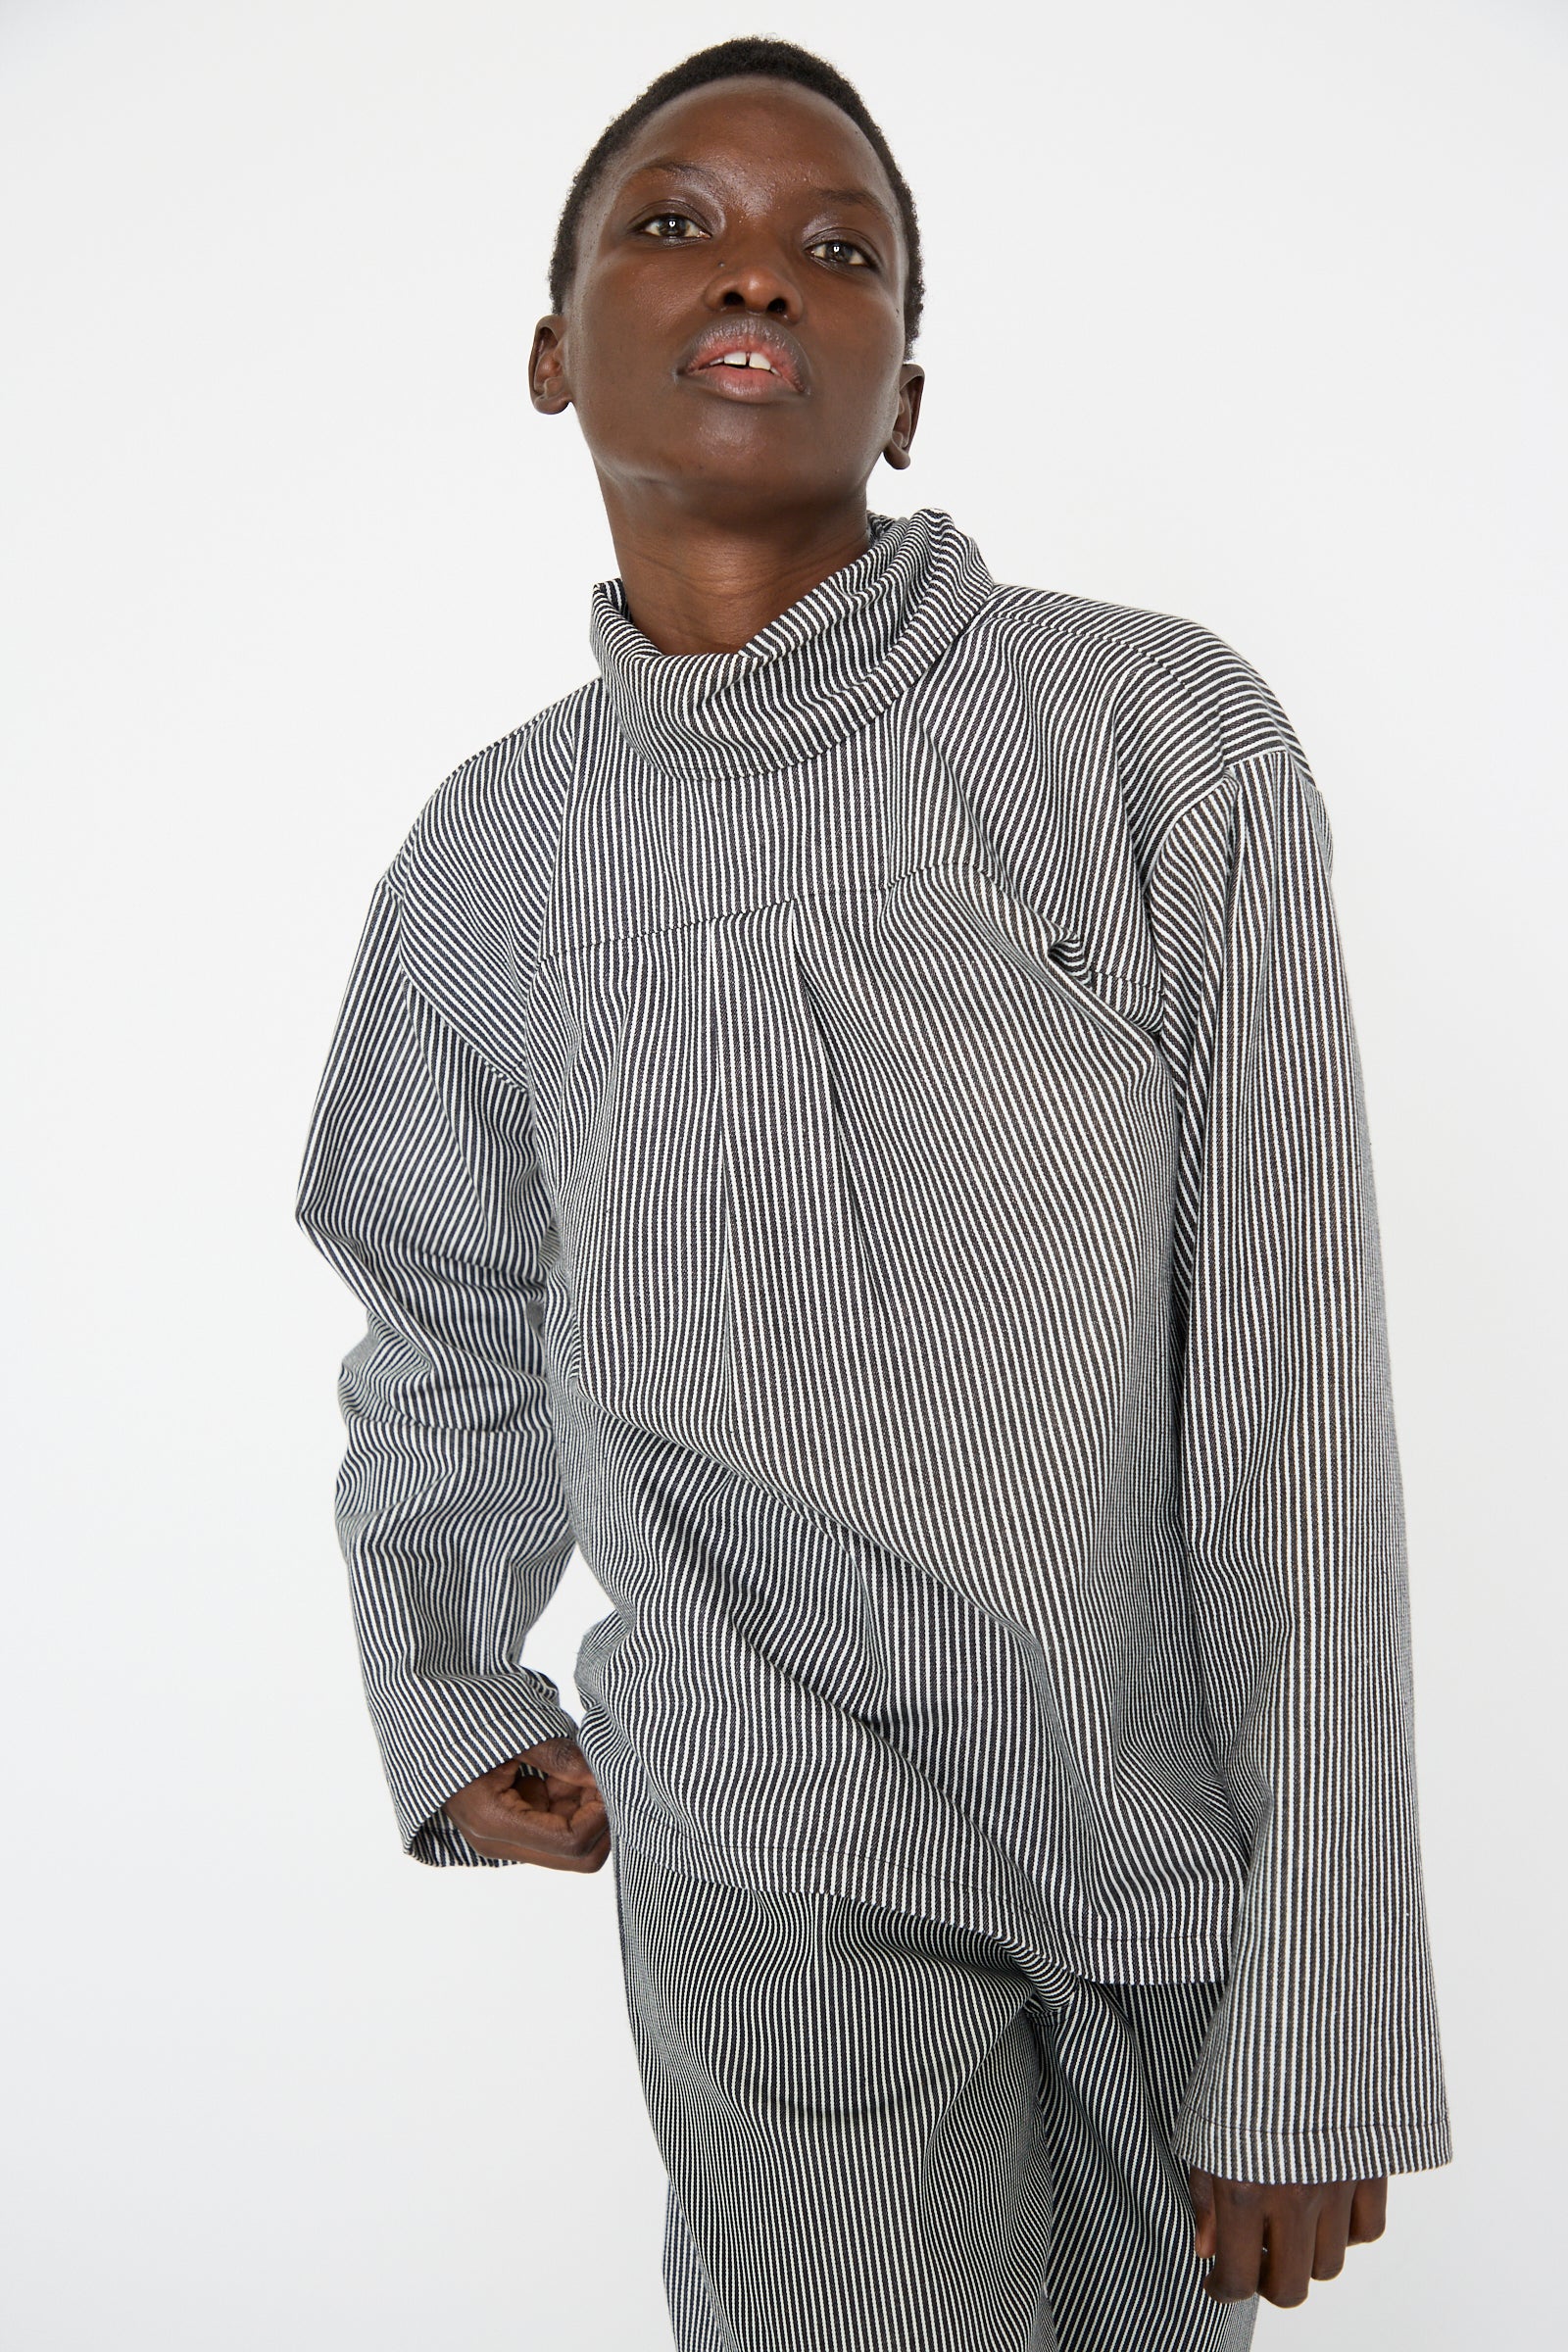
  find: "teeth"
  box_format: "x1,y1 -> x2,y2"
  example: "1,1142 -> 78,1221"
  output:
713,351 -> 775,372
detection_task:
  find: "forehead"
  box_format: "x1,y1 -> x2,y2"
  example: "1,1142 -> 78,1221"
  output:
592,75 -> 903,238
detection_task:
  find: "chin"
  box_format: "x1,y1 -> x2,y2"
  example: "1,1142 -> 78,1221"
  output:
646,437 -> 866,513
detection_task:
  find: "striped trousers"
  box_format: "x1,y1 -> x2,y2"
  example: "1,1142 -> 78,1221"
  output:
612,1841 -> 1259,2352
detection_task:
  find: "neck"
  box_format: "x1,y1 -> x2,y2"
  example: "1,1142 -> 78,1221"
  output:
593,482 -> 875,656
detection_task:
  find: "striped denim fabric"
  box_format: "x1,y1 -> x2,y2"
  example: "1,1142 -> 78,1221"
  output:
295,505 -> 1451,2184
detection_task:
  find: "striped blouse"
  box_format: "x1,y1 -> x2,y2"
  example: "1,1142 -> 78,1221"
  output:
294,505 -> 1452,2185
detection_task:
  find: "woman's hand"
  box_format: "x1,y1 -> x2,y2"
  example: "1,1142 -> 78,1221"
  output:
1189,2167 -> 1388,2308
442,1737 -> 611,1871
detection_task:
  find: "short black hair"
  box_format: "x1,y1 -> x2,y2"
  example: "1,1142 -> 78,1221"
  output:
547,37 -> 924,356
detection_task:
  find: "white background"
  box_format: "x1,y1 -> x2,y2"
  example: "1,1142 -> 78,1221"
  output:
3,1 -> 1562,2343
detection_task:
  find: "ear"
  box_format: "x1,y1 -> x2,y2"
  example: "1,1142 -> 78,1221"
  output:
881,364 -> 924,470
529,317 -> 572,415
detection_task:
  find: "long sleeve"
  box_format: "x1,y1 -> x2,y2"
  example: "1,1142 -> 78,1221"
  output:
294,865 -> 580,1867
1150,748 -> 1451,2182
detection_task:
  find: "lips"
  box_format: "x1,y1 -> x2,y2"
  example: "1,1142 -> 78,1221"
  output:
677,318 -> 808,394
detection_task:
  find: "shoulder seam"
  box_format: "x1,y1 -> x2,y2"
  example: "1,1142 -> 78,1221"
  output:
1144,746 -> 1315,890
982,583 -> 1239,711
398,680 -> 597,860
378,857 -> 532,1097
982,584 -> 1301,749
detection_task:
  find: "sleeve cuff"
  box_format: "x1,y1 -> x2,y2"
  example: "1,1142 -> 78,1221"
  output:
1173,2103 -> 1454,2184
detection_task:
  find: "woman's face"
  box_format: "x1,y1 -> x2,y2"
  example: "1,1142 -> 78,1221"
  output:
531,75 -> 923,521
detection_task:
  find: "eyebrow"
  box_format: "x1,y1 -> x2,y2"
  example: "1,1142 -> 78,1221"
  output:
625,158 -> 895,225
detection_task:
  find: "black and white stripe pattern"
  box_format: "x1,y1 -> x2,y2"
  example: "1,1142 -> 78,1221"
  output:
613,1839 -> 1258,2351
294,505 -> 1451,2185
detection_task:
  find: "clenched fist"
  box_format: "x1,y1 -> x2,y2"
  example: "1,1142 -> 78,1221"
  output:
443,1737 -> 611,1871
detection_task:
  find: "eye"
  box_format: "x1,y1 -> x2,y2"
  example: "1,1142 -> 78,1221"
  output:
637,212 -> 707,241
808,236 -> 873,269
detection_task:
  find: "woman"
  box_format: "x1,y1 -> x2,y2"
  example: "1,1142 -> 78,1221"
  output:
295,35 -> 1451,2350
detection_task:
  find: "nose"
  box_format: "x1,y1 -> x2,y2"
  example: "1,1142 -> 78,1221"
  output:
704,241 -> 803,319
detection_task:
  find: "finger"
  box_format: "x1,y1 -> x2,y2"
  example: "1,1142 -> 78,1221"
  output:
490,1785 -> 606,1850
546,1785 -> 608,1835
1256,2191 -> 1320,2310
463,1804 -> 612,1869
1188,2168 -> 1217,2262
518,1736 -> 599,1789
470,1753 -> 541,1795
503,1778 -> 606,1835
527,1750 -> 609,1817
1312,2183 -> 1355,2280
1348,2177 -> 1388,2246
534,1773 -> 607,1820
1204,2181 -> 1265,2305
473,1813 -> 612,1873
450,1783 -> 602,1858
544,1768 -> 608,1812
467,1836 -> 609,1872
564,1795 -> 609,1839
474,1832 -> 611,1872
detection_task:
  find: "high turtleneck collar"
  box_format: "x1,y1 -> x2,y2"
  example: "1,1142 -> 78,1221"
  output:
587,507 -> 998,781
